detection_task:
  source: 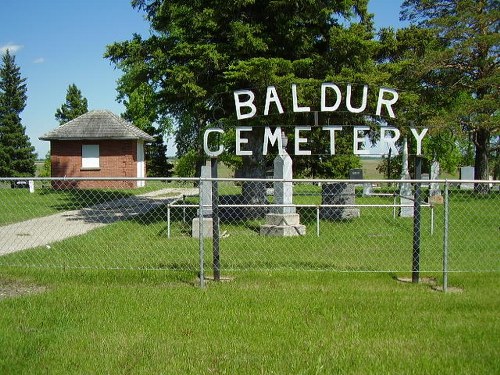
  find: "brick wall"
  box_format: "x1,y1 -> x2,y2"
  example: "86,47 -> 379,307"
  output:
50,140 -> 138,189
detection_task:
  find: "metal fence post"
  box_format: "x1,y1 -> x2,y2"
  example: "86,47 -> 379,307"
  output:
316,206 -> 320,237
211,158 -> 221,281
443,181 -> 449,292
412,157 -> 422,283
198,179 -> 205,288
167,203 -> 171,238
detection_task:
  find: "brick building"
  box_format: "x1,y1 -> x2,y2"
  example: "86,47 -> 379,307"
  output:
39,110 -> 155,189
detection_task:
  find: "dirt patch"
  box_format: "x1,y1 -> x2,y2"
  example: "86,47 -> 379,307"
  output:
430,285 -> 464,293
396,276 -> 438,285
395,276 -> 464,293
0,279 -> 47,300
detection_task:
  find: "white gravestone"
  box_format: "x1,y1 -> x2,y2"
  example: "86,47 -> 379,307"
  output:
260,133 -> 305,236
271,151 -> 295,215
192,164 -> 213,238
399,138 -> 414,217
428,160 -> 443,203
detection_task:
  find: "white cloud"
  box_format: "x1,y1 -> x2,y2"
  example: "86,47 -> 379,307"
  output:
0,42 -> 23,55
33,57 -> 45,64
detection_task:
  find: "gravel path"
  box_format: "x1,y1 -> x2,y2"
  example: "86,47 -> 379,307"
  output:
0,188 -> 198,256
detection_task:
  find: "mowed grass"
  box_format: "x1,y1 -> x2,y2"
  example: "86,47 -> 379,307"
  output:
0,180 -> 187,225
0,269 -> 498,374
1,188 -> 498,273
0,175 -> 498,373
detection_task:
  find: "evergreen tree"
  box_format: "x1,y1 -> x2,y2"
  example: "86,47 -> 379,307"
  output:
120,84 -> 173,177
0,50 -> 36,177
401,0 -> 499,190
55,83 -> 88,125
105,0 -> 381,184
40,84 -> 89,177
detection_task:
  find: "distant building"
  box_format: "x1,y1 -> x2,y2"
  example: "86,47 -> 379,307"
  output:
39,110 -> 155,189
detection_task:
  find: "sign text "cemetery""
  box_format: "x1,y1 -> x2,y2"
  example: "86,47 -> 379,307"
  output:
203,83 -> 428,157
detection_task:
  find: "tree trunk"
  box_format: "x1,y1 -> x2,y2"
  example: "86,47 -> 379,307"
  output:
474,127 -> 490,194
239,128 -> 267,218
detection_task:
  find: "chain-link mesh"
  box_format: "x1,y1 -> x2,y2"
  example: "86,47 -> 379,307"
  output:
0,178 -> 498,275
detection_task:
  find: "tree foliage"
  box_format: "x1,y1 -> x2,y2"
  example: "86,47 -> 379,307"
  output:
54,84 -> 88,125
40,84 -> 89,177
119,83 -> 173,177
400,0 -> 499,186
0,50 -> 36,177
105,0 -> 388,179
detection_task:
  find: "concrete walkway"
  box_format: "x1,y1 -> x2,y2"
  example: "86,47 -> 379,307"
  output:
0,188 -> 198,256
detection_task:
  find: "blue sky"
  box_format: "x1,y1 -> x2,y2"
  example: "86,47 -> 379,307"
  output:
1,0 -> 407,158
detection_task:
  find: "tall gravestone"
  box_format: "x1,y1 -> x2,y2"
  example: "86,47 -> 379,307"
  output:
428,160 -> 443,203
192,164 -> 213,237
399,138 -> 414,217
260,134 -> 305,236
460,166 -> 475,190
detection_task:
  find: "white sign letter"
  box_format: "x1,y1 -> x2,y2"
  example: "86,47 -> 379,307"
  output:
236,127 -> 253,156
376,87 -> 399,118
321,83 -> 342,112
264,86 -> 284,116
234,90 -> 257,120
295,126 -> 311,156
410,127 -> 428,156
353,126 -> 370,155
346,84 -> 368,114
291,84 -> 311,113
322,125 -> 343,155
380,127 -> 401,155
263,127 -> 283,155
203,128 -> 225,157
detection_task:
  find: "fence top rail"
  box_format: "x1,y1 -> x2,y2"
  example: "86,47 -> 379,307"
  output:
0,177 -> 498,184
169,203 -> 433,209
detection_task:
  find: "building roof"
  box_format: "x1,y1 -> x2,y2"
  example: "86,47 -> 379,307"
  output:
39,110 -> 155,142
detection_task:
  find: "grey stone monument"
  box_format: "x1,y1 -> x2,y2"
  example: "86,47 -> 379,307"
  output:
399,138 -> 414,217
428,159 -> 443,204
192,164 -> 213,238
460,166 -> 474,190
320,182 -> 360,220
260,133 -> 306,236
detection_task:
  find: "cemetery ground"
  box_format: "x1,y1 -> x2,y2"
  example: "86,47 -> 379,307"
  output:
0,269 -> 498,374
0,181 -> 499,374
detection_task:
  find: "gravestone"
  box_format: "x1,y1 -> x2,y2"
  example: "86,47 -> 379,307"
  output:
362,183 -> 373,196
271,149 -> 294,215
349,167 -> 373,196
399,138 -> 414,217
192,164 -> 213,238
349,168 -> 363,180
421,173 -> 430,187
260,134 -> 306,236
320,183 -> 360,220
428,160 -> 443,204
460,166 -> 474,190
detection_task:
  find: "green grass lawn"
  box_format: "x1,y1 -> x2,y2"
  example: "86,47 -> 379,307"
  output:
0,180 -> 192,226
0,179 -> 498,373
0,269 -> 498,374
1,185 -> 498,274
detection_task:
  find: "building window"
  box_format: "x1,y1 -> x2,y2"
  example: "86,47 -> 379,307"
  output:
82,144 -> 100,169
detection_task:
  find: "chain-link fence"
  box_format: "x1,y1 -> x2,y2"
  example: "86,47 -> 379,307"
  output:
0,177 -> 498,281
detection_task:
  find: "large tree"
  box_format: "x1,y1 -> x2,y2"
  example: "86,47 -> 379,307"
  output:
54,83 -> 88,125
39,84 -> 89,177
119,83 -> 173,177
0,50 -> 36,177
401,0 -> 499,188
105,0 -> 385,185
376,25 -> 464,177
